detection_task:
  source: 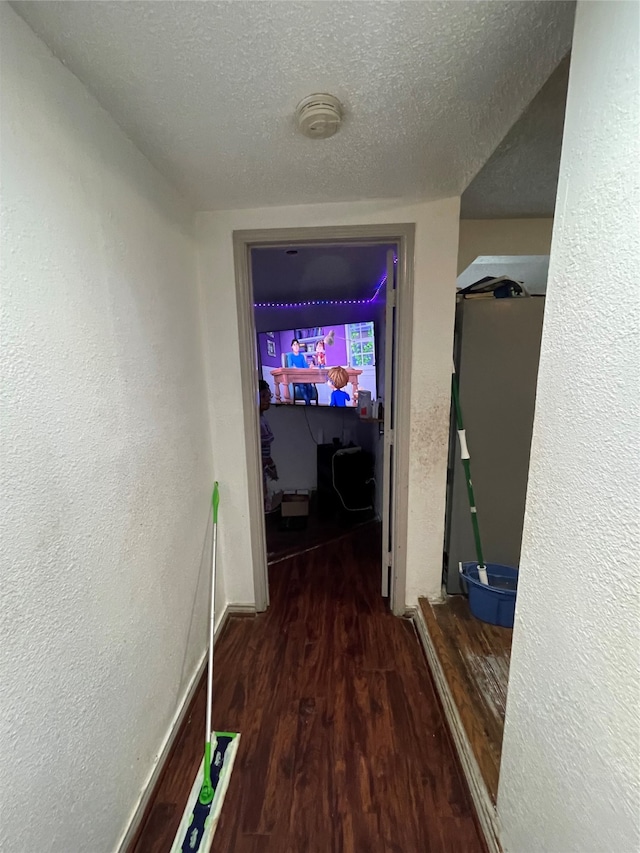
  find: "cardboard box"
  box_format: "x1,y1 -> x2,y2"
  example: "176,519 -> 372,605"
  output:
281,491 -> 310,518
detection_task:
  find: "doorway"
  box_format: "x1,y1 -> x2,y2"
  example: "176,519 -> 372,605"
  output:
253,243 -> 390,570
232,225 -> 415,616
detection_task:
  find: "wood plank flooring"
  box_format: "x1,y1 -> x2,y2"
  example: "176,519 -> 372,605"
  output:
265,504 -> 370,565
418,597 -> 512,804
131,528 -> 485,852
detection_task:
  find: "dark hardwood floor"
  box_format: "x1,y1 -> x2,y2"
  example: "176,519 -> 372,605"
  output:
419,596 -> 512,804
265,502 -> 371,565
132,527 -> 485,853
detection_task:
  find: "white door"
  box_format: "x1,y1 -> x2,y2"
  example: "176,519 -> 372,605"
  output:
381,249 -> 397,597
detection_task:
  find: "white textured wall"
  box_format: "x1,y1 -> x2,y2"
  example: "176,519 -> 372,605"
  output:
196,197 -> 460,607
265,406 -> 362,492
498,3 -> 640,851
0,8 -> 217,851
457,218 -> 553,273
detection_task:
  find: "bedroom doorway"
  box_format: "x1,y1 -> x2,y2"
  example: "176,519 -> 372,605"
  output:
232,225 -> 415,615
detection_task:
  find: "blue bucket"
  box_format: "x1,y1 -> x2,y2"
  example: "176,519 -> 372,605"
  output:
461,562 -> 518,628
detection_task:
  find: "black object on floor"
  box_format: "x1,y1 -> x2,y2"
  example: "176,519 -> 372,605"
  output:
316,442 -> 375,524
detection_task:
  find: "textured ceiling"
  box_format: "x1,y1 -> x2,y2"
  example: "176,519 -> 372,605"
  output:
461,56 -> 570,218
252,244 -> 394,303
12,1 -> 575,212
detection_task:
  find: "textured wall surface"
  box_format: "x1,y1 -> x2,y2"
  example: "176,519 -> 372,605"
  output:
498,3 -> 640,851
196,197 -> 460,607
264,407 -> 360,493
11,0 -> 574,210
458,218 -> 554,274
0,8 -> 217,851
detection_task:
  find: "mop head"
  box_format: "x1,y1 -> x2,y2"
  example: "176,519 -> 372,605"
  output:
171,732 -> 240,853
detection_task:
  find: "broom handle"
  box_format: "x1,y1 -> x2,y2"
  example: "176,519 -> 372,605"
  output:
205,483 -> 220,743
451,373 -> 489,584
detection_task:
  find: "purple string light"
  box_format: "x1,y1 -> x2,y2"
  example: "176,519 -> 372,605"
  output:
254,259 -> 396,310
253,297 -> 377,308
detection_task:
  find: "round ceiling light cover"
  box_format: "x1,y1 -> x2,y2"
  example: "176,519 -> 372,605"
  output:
295,93 -> 344,139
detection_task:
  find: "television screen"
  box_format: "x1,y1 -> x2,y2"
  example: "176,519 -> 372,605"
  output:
258,323 -> 377,407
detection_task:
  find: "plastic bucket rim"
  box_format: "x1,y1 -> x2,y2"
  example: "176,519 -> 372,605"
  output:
462,562 -> 518,597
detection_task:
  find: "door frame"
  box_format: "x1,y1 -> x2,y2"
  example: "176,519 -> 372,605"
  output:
232,223 -> 415,616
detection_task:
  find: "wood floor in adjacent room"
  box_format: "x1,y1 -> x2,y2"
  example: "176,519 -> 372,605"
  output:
419,596 -> 512,804
131,526 -> 485,853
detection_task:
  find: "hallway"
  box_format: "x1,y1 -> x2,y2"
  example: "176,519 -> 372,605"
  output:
133,528 -> 484,852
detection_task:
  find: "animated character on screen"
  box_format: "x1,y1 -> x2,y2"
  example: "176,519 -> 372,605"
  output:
313,340 -> 326,367
327,366 -> 350,407
288,338 -> 314,405
312,330 -> 334,367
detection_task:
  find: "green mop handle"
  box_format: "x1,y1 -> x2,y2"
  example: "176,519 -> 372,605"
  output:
451,372 -> 489,585
200,482 -> 220,805
212,480 -> 220,525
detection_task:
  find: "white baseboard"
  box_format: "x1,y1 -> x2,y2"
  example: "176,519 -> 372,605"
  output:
226,603 -> 258,616
409,605 -> 503,853
116,604 -> 233,853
